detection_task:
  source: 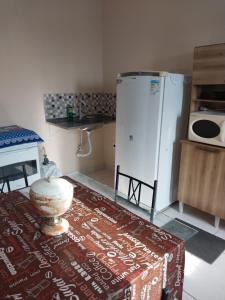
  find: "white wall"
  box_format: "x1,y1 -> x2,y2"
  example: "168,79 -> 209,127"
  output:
0,0 -> 104,174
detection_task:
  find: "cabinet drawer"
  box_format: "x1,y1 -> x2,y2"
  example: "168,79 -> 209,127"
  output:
178,141 -> 225,219
0,147 -> 39,167
0,146 -> 41,192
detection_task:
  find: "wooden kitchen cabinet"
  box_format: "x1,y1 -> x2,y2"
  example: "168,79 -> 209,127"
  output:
178,140 -> 225,220
190,43 -> 225,113
192,43 -> 225,85
177,43 -> 225,225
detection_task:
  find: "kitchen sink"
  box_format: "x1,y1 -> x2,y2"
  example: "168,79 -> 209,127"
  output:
47,114 -> 115,130
79,114 -> 105,123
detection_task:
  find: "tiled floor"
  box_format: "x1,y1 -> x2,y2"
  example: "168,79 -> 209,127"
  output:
87,169 -> 114,188
68,170 -> 225,300
166,204 -> 225,300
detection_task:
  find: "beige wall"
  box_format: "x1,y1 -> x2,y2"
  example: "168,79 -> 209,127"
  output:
1,1 -> 225,175
102,0 -> 225,171
0,0 -> 104,174
103,122 -> 116,171
103,0 -> 225,90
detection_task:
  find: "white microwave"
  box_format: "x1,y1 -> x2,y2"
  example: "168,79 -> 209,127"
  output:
189,111 -> 225,147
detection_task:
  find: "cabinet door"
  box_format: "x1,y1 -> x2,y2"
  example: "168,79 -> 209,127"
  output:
178,142 -> 225,219
193,43 -> 225,85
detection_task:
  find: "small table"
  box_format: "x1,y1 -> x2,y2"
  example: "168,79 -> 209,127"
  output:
0,177 -> 184,300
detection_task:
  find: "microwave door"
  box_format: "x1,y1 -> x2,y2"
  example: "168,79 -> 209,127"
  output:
220,121 -> 225,143
192,119 -> 220,139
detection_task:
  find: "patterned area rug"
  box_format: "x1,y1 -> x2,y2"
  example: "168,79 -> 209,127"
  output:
162,218 -> 225,264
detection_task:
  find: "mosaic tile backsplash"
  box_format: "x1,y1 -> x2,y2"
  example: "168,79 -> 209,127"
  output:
44,93 -> 116,120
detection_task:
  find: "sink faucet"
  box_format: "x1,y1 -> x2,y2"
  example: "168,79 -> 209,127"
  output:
78,99 -> 87,120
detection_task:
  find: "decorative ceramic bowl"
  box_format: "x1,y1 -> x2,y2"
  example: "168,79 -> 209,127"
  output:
29,177 -> 73,236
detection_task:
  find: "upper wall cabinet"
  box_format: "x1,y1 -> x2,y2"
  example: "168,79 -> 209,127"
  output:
191,43 -> 225,113
193,43 -> 225,85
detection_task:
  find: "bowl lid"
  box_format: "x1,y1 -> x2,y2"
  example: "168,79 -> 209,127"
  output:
30,176 -> 73,198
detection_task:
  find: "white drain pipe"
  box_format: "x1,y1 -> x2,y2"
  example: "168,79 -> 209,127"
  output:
76,130 -> 93,158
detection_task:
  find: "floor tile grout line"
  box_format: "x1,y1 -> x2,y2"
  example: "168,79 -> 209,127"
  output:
215,229 -> 220,235
183,289 -> 198,300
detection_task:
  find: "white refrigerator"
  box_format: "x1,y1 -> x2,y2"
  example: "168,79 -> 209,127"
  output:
115,71 -> 189,211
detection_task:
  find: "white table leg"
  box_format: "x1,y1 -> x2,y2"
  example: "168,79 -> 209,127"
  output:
214,216 -> 220,228
179,202 -> 184,214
